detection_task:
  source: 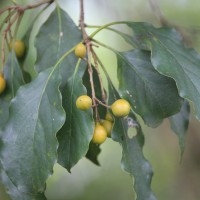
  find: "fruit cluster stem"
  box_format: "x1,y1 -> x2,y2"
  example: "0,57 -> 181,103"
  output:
0,0 -> 54,15
91,49 -> 106,103
0,0 -> 54,69
79,0 -> 102,121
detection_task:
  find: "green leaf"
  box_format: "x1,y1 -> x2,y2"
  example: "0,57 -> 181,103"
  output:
57,60 -> 94,171
0,161 -> 45,200
20,23 -> 35,83
108,81 -> 156,200
86,142 -> 101,166
0,53 -> 25,127
0,66 -> 65,200
169,100 -> 190,158
0,53 -> 25,199
125,22 -> 200,120
35,6 -> 94,171
35,6 -> 82,73
117,49 -> 182,127
22,2 -> 52,81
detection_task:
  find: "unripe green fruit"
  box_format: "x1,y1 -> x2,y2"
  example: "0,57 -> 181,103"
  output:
92,123 -> 107,144
9,40 -> 26,58
76,95 -> 92,110
0,73 -> 6,95
102,120 -> 113,137
74,43 -> 86,58
111,99 -> 131,117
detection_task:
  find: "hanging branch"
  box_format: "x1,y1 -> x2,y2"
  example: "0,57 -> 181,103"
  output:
0,0 -> 54,70
79,0 -> 98,120
0,0 -> 54,15
79,0 -> 109,121
90,49 -> 106,103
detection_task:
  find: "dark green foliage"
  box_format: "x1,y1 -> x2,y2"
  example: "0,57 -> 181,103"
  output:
1,2 -> 200,200
117,49 -> 182,127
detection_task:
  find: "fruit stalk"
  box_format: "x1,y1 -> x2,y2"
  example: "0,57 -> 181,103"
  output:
79,0 -> 100,121
0,0 -> 54,68
1,12 -> 19,68
0,0 -> 54,15
91,49 -> 107,103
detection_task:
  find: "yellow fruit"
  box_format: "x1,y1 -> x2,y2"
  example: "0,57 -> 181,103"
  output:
102,120 -> 113,137
0,73 -> 6,95
74,43 -> 86,58
9,40 -> 26,58
111,99 -> 131,117
105,112 -> 114,122
92,123 -> 107,144
76,95 -> 92,110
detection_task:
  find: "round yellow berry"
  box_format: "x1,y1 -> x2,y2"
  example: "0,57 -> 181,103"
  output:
92,123 -> 107,144
76,95 -> 92,110
74,43 -> 86,58
102,120 -> 113,137
9,40 -> 26,58
111,99 -> 131,117
105,112 -> 114,122
0,73 -> 6,95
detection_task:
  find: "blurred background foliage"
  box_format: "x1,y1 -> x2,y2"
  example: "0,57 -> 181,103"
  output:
1,0 -> 200,200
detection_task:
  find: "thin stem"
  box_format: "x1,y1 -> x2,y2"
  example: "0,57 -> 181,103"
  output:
79,0 -> 88,42
20,0 -> 54,11
0,10 -> 16,32
86,24 -> 125,36
79,0 -> 100,121
94,97 -> 110,108
89,21 -> 129,39
91,49 -> 106,102
0,0 -> 54,69
87,45 -> 99,121
93,48 -> 113,85
92,38 -> 117,53
0,0 -> 54,15
1,12 -> 19,69
148,0 -> 167,26
54,46 -> 76,68
0,7 -> 14,15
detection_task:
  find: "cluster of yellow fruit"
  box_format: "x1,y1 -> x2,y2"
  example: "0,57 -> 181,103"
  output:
74,43 -> 131,144
92,113 -> 113,144
76,95 -> 131,144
